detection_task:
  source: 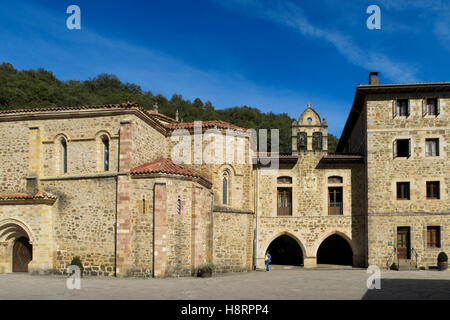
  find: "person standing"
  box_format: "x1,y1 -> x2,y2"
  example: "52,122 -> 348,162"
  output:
265,252 -> 271,272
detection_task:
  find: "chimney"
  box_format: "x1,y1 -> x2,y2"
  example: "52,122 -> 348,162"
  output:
175,109 -> 179,122
369,72 -> 379,85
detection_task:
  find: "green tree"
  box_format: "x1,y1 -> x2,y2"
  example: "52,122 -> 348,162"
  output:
0,63 -> 341,153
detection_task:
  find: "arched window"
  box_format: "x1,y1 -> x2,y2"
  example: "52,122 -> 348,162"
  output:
177,198 -> 181,215
60,138 -> 68,174
222,172 -> 229,205
102,136 -> 110,171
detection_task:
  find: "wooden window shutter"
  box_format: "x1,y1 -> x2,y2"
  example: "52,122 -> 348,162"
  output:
407,183 -> 410,199
439,226 -> 443,248
407,139 -> 411,158
436,98 -> 440,116
437,181 -> 441,199
392,99 -> 397,118
426,228 -> 431,247
393,140 -> 397,158
422,98 -> 427,117
406,100 -> 410,117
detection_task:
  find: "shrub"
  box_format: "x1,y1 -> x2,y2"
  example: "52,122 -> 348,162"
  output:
437,252 -> 448,263
70,256 -> 84,271
198,263 -> 215,274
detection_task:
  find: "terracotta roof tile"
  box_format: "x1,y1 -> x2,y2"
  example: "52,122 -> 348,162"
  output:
0,102 -> 142,114
130,158 -> 212,185
255,152 -> 296,157
165,120 -> 248,131
0,192 -> 57,201
144,110 -> 178,123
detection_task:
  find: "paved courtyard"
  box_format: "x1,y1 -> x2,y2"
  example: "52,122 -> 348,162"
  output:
0,266 -> 449,300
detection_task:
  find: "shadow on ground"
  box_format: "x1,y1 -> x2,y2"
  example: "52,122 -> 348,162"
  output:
363,279 -> 450,300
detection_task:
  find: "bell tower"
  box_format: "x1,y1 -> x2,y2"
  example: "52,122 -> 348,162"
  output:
291,103 -> 328,155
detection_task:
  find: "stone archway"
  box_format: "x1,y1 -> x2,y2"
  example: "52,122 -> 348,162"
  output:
0,219 -> 35,273
316,234 -> 353,266
266,234 -> 304,266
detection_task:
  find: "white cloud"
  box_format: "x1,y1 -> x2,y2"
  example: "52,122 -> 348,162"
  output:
212,0 -> 419,82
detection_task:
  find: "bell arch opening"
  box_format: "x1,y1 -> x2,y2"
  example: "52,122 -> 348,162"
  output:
267,234 -> 303,266
317,234 -> 353,266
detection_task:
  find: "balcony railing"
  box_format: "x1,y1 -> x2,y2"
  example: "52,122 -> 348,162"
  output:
277,206 -> 292,216
328,202 -> 343,215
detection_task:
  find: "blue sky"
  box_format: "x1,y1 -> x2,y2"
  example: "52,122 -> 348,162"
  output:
0,0 -> 449,136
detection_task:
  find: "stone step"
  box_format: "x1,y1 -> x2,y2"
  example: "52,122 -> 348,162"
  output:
397,259 -> 418,271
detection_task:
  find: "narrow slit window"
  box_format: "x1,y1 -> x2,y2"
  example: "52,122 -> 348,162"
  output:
177,198 -> 181,214
222,173 -> 228,205
102,136 -> 110,171
61,139 -> 67,174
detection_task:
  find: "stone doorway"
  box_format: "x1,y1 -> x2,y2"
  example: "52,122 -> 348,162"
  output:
13,237 -> 32,272
317,234 -> 353,266
267,235 -> 303,266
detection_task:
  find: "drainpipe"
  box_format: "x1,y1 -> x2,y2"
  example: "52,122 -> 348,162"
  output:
253,166 -> 259,270
114,174 -> 118,277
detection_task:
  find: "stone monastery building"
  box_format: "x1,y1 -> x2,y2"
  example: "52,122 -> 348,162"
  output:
0,74 -> 449,276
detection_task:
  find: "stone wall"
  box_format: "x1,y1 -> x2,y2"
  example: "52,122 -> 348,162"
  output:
129,176 -> 213,277
132,116 -> 167,168
42,177 -> 117,276
167,128 -> 254,212
255,152 -> 367,268
212,211 -> 254,272
368,214 -> 450,268
0,121 -> 29,193
365,95 -> 450,267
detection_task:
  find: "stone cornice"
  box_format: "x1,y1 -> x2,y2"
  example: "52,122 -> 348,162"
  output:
0,192 -> 57,205
213,206 -> 254,214
368,212 -> 450,216
131,172 -> 212,189
41,173 -> 118,181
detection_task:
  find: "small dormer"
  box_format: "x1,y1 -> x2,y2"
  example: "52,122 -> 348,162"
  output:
291,103 -> 328,154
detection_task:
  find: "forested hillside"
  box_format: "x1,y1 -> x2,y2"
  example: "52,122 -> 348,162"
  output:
0,62 -> 339,152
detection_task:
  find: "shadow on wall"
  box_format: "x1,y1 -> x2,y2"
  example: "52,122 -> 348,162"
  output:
363,279 -> 450,300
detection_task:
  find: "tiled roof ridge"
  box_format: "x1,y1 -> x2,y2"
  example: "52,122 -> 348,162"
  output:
0,101 -> 142,114
165,120 -> 248,131
130,158 -> 212,185
0,191 -> 57,200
